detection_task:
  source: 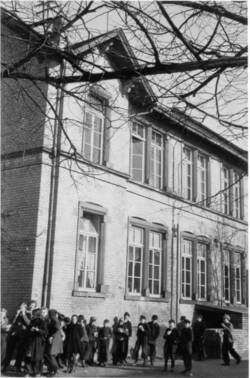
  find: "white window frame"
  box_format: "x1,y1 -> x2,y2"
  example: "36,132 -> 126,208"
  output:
183,146 -> 193,201
235,253 -> 242,304
222,166 -> 230,215
76,212 -> 101,292
82,103 -> 104,164
197,154 -> 208,204
150,130 -> 163,190
127,225 -> 144,296
197,243 -> 207,300
181,239 -> 193,299
131,123 -> 146,183
224,249 -> 230,303
148,231 -> 162,297
233,172 -> 240,219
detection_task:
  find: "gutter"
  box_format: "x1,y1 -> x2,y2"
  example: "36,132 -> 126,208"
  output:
41,61 -> 65,307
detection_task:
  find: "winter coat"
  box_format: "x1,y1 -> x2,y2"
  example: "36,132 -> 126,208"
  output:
46,318 -> 63,356
28,317 -> 47,361
65,323 -> 83,356
148,321 -> 160,344
193,321 -> 206,340
136,322 -> 149,342
124,320 -> 132,338
180,327 -> 193,354
222,322 -> 234,343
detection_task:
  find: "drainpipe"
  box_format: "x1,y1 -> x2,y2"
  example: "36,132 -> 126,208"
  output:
42,61 -> 65,307
175,223 -> 180,321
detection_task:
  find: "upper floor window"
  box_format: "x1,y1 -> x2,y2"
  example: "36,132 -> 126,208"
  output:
150,131 -> 163,189
183,147 -> 193,201
181,239 -> 193,299
222,166 -> 230,215
197,154 -> 208,204
197,242 -> 207,300
233,172 -> 240,219
82,95 -> 105,164
131,123 -> 146,183
223,249 -> 230,302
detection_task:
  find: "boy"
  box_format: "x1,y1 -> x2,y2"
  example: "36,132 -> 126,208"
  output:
163,319 -> 178,372
98,319 -> 112,367
180,319 -> 193,377
148,315 -> 160,366
133,315 -> 149,366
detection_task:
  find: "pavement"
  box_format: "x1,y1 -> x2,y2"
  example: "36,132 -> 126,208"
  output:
3,358 -> 248,378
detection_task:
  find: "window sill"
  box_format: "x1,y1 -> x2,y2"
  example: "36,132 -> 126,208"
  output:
125,293 -> 169,303
72,290 -> 106,299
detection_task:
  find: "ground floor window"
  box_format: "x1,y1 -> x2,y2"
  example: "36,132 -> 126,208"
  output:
127,220 -> 167,299
74,203 -> 106,292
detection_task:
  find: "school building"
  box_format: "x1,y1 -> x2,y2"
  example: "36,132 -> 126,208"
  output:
1,7 -> 248,357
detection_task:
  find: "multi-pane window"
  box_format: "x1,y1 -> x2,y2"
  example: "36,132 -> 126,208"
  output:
127,226 -> 144,295
76,212 -> 101,290
233,172 -> 240,219
181,239 -> 193,299
131,123 -> 146,183
222,167 -> 230,214
197,154 -> 208,204
150,131 -> 163,189
224,250 -> 230,302
183,147 -> 193,201
235,253 -> 242,303
197,243 -> 207,300
82,96 -> 104,164
149,231 -> 162,297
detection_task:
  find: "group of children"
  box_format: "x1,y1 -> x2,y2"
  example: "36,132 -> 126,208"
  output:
1,301 -> 241,377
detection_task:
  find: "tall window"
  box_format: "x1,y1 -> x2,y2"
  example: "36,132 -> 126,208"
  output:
183,147 -> 193,201
82,95 -> 105,164
150,131 -> 163,189
224,250 -> 230,302
127,226 -> 144,295
76,212 -> 101,290
197,243 -> 207,300
149,231 -> 162,297
235,253 -> 242,304
197,154 -> 208,204
222,167 -> 230,214
181,239 -> 193,299
233,172 -> 240,219
131,123 -> 146,182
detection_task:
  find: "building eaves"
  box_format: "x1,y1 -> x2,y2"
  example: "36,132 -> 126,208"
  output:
155,104 -> 248,169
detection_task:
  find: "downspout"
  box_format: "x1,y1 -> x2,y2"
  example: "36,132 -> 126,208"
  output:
42,61 -> 65,307
175,223 -> 180,321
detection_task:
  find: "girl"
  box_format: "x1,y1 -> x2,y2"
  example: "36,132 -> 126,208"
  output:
98,319 -> 112,366
65,315 -> 83,373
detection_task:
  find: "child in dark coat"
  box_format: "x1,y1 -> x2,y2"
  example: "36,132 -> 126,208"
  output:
163,319 -> 178,372
65,315 -> 83,373
85,317 -> 98,366
98,319 -> 112,366
133,315 -> 149,366
26,309 -> 47,376
148,314 -> 160,366
123,312 -> 132,363
180,319 -> 193,377
112,318 -> 127,366
78,315 -> 89,367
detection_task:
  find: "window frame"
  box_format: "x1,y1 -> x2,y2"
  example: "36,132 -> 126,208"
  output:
196,242 -> 208,301
82,93 -> 108,165
131,122 -> 146,183
74,202 -> 107,294
181,238 -> 193,300
182,146 -> 194,201
126,218 -> 168,301
127,225 -> 144,296
197,153 -> 208,205
234,252 -> 242,304
223,249 -> 231,303
150,129 -> 164,190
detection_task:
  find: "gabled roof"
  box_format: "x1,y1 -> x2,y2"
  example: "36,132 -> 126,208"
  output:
70,28 -> 157,109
